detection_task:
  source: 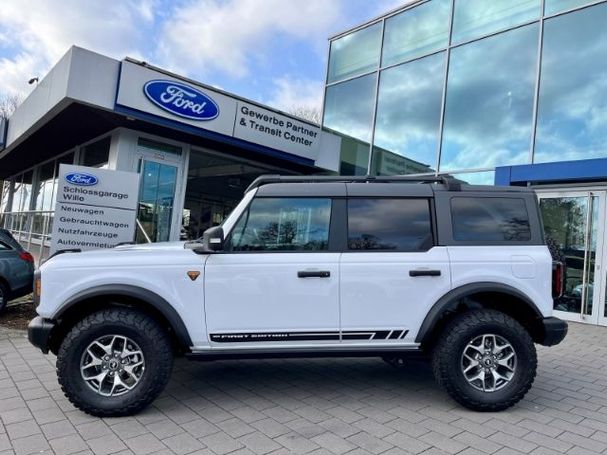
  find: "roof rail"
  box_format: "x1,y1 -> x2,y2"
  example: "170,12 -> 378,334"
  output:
245,174 -> 461,193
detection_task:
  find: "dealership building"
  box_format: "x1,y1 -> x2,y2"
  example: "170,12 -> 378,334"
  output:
0,46 -> 339,258
321,0 -> 607,326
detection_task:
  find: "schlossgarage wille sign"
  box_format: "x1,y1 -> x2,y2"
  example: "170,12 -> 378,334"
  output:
50,165 -> 140,254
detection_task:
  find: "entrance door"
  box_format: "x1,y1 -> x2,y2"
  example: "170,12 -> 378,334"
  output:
538,191 -> 606,325
136,158 -> 180,242
133,138 -> 185,243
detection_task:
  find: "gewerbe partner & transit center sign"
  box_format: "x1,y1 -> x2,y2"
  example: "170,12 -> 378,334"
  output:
50,164 -> 140,254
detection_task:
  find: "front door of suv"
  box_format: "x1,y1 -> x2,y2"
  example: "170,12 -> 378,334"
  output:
340,197 -> 451,345
204,196 -> 341,347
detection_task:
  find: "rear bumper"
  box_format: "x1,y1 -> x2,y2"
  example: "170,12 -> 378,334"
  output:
538,317 -> 568,346
27,316 -> 55,354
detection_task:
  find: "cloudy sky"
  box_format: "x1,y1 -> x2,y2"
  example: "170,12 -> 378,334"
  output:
0,0 -> 403,113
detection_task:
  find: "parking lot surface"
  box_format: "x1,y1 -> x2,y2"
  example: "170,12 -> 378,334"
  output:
0,322 -> 606,455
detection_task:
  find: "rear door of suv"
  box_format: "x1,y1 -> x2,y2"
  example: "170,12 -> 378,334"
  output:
339,184 -> 451,345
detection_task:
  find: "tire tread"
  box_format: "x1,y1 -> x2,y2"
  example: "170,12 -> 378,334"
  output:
57,308 -> 173,417
432,309 -> 537,412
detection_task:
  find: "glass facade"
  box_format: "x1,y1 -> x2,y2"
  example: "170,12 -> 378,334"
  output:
534,2 -> 607,163
372,52 -> 444,175
323,0 -> 607,181
382,0 -> 450,66
441,23 -> 538,171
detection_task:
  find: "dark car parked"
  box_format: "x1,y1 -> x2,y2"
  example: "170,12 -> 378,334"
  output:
0,229 -> 35,312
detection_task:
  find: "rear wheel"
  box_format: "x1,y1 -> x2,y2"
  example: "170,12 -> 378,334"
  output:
57,308 -> 173,417
432,309 -> 536,411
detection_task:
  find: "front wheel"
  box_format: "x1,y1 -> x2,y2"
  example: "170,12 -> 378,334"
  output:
57,308 -> 174,417
432,309 -> 537,411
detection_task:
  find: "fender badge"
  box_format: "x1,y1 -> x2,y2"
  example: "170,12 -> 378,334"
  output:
187,271 -> 201,281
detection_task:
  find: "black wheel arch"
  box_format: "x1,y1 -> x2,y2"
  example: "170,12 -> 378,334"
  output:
416,282 -> 545,347
49,284 -> 193,354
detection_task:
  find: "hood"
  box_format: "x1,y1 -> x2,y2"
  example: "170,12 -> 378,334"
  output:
41,241 -> 204,270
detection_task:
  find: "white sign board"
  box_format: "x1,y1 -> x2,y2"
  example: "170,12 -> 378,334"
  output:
115,61 -> 237,136
50,165 -> 140,254
114,61 -> 342,172
233,102 -> 320,161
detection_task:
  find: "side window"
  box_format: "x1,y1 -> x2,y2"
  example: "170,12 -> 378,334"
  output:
0,241 -> 11,251
451,197 -> 531,242
348,198 -> 433,251
229,198 -> 332,251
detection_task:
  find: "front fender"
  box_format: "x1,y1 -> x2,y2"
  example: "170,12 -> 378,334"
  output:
54,284 -> 193,348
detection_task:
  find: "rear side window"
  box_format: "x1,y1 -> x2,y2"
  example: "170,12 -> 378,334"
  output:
348,198 -> 433,251
451,197 -> 531,242
229,197 -> 331,251
0,241 -> 10,251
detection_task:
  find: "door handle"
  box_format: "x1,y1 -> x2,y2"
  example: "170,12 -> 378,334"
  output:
298,271 -> 331,278
409,269 -> 441,277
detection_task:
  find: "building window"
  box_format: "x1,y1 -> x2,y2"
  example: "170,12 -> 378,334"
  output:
451,197 -> 531,242
451,0 -> 540,44
34,161 -> 56,212
13,170 -> 34,212
534,3 -> 607,163
1,180 -> 12,213
347,198 -> 433,251
323,73 -> 377,176
382,0 -> 451,67
440,24 -> 538,172
372,52 -> 445,176
545,0 -> 594,15
229,198 -> 332,252
327,23 -> 382,84
80,136 -> 110,168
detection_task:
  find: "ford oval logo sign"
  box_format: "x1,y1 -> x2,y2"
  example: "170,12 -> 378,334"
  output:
143,80 -> 220,121
65,172 -> 98,186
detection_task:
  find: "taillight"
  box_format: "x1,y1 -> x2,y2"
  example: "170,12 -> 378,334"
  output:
552,261 -> 564,299
19,251 -> 34,264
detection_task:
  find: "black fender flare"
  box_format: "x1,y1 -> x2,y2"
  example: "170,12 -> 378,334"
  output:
54,284 -> 193,348
415,282 -> 543,344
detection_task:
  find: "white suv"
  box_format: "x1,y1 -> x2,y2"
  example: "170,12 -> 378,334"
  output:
28,175 -> 567,416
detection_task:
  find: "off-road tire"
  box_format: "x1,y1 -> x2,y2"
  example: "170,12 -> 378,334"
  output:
432,309 -> 537,411
57,308 -> 173,417
0,281 -> 8,313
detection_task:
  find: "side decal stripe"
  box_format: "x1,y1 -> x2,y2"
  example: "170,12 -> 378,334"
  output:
210,329 -> 410,343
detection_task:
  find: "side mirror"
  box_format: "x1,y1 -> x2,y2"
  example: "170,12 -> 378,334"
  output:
202,226 -> 224,252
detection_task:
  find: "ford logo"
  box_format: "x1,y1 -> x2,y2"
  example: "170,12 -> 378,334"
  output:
65,172 -> 98,186
143,80 -> 219,121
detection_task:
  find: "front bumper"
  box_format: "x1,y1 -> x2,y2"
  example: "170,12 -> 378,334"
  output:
538,317 -> 568,346
27,316 -> 56,354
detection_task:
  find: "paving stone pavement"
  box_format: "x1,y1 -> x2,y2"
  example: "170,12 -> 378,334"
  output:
0,322 -> 606,455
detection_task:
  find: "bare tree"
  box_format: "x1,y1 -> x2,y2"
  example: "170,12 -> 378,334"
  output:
0,93 -> 23,120
288,106 -> 322,125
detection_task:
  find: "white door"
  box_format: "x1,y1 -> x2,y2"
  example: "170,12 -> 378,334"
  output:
537,190 -> 606,325
204,196 -> 341,347
340,198 -> 451,344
